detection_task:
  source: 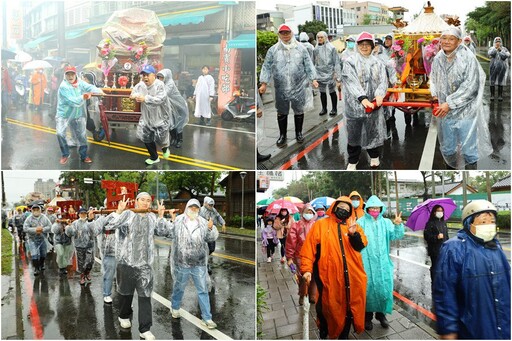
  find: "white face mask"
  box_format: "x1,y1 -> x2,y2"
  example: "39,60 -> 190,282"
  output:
32,210 -> 41,217
187,208 -> 199,220
435,212 -> 444,219
303,213 -> 314,221
473,224 -> 497,242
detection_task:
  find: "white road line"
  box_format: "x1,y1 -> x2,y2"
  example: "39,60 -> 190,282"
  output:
186,123 -> 256,134
94,257 -> 233,340
419,117 -> 438,170
389,254 -> 430,269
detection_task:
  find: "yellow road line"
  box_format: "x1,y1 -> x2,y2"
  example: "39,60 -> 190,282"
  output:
155,239 -> 255,266
405,232 -> 511,251
6,118 -> 241,170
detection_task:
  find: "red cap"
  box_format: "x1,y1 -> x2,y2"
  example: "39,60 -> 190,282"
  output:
278,24 -> 292,33
357,32 -> 374,43
64,66 -> 76,74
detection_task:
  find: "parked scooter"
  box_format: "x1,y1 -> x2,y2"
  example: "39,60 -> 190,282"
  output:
14,78 -> 28,109
221,89 -> 255,122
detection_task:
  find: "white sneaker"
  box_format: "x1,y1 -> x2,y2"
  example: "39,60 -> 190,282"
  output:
140,331 -> 156,340
370,157 -> 380,167
346,163 -> 358,170
202,319 -> 217,329
267,257 -> 271,263
171,308 -> 181,319
103,296 -> 112,304
118,317 -> 131,329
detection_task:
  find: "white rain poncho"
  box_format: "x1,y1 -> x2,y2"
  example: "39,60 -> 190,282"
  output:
131,79 -> 172,146
430,44 -> 493,168
165,199 -> 218,278
374,45 -> 397,120
199,197 -> 226,227
157,69 -> 189,133
105,209 -> 172,297
194,74 -> 215,118
259,37 -> 317,115
313,32 -> 342,93
91,214 -> 118,258
23,213 -> 52,257
340,38 -> 356,62
299,32 -> 314,59
488,38 -> 510,86
65,218 -> 97,248
341,47 -> 388,150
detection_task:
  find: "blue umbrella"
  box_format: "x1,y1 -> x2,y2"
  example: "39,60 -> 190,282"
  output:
310,196 -> 336,209
406,198 -> 457,231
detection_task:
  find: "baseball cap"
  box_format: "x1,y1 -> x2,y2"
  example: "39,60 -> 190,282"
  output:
140,65 -> 156,74
78,208 -> 88,214
278,24 -> 292,33
64,66 -> 77,74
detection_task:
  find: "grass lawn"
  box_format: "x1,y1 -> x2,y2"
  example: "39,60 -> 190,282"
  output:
1,229 -> 13,275
224,226 -> 255,237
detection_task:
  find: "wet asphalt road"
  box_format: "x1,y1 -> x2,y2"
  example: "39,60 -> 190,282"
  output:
391,229 -> 511,330
6,233 -> 255,340
1,107 -> 255,170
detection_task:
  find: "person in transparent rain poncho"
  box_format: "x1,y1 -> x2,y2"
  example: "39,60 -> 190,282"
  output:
314,31 -> 342,117
341,32 -> 388,170
51,216 -> 74,277
463,36 -> 476,55
157,69 -> 189,149
430,27 -> 493,169
81,72 -> 104,141
259,24 -> 319,147
131,64 -> 173,165
102,192 -> 176,340
56,66 -> 104,165
23,204 -> 52,276
488,36 -> 510,102
340,36 -> 356,63
166,199 -> 219,330
299,32 -> 314,59
199,196 -> 225,274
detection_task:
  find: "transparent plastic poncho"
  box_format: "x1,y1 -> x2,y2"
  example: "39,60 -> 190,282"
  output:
158,69 -> 189,133
430,44 -> 493,168
65,218 -> 97,249
313,40 -> 342,93
488,38 -> 510,86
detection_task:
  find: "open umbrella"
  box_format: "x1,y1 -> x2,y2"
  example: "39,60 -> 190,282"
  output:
2,49 -> 16,60
257,198 -> 275,206
310,196 -> 336,209
282,196 -> 303,204
406,198 -> 457,231
22,60 -> 53,70
15,51 -> 32,63
265,199 -> 299,215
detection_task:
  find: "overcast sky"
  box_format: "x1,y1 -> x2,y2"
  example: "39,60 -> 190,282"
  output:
3,171 -> 62,205
257,0 -> 488,28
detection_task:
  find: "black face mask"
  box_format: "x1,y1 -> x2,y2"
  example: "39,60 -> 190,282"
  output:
335,208 -> 350,220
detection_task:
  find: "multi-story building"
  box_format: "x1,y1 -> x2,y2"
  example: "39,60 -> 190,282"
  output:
276,3 -> 344,37
342,1 -> 391,25
256,10 -> 285,32
34,178 -> 57,200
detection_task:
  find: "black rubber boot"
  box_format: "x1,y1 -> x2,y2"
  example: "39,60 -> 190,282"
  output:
375,312 -> 389,328
490,86 -> 495,101
276,115 -> 288,147
498,86 -> 503,101
329,92 -> 337,116
319,92 -> 327,115
40,257 -> 45,270
32,259 -> 40,276
175,133 -> 183,148
365,312 -> 373,330
257,149 -> 271,162
465,161 -> 478,170
294,114 -> 305,143
206,118 -> 212,126
169,129 -> 177,146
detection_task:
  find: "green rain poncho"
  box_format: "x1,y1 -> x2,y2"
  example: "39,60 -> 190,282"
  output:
356,195 -> 404,313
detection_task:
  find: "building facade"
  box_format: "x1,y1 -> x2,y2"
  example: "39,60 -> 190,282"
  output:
342,1 -> 391,25
34,178 -> 56,200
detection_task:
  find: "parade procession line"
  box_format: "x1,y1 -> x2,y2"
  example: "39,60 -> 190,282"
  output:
5,118 -> 241,171
93,258 -> 233,340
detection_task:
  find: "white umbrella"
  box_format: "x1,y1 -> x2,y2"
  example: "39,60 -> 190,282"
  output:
14,51 -> 32,63
22,60 -> 53,70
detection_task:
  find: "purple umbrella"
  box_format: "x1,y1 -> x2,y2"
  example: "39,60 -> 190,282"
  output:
406,198 -> 457,231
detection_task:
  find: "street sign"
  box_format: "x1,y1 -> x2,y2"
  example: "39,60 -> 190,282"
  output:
257,171 -> 284,181
84,178 -> 93,184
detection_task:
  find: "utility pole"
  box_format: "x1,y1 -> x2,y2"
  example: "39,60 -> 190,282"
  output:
394,171 -> 399,214
431,171 -> 436,198
462,172 -> 468,207
486,172 -> 491,202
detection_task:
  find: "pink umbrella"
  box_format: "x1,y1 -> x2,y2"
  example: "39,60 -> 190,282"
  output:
265,199 -> 299,215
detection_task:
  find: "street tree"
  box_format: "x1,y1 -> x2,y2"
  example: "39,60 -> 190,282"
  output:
257,30 -> 278,78
466,2 -> 511,47
362,14 -> 372,25
297,20 -> 328,38
470,171 -> 510,194
160,171 -> 223,200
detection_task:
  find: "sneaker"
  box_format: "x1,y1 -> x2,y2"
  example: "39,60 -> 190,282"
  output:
201,320 -> 217,329
103,296 -> 113,304
162,148 -> 170,158
145,158 -> 160,165
60,156 -> 69,165
118,317 -> 131,329
280,257 -> 286,264
140,331 -> 155,340
346,163 -> 358,171
82,157 -> 93,163
267,257 -> 272,263
171,308 -> 181,319
370,157 -> 380,167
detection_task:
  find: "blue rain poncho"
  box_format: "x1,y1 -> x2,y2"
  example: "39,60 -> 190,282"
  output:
488,37 -> 510,86
430,44 -> 493,168
157,69 -> 189,133
299,32 -> 314,59
341,47 -> 388,150
131,79 -> 172,147
313,31 -> 342,93
357,195 -> 404,314
259,37 -> 317,115
433,229 -> 510,339
23,213 -> 52,258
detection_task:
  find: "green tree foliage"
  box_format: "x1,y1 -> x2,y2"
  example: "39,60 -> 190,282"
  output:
362,14 -> 372,25
160,171 -> 223,198
466,2 -> 511,47
256,30 -> 278,79
297,20 -> 328,38
469,171 -> 510,193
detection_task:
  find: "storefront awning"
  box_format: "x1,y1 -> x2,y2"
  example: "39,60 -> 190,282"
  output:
227,33 -> 255,49
65,25 -> 102,40
24,35 -> 54,50
159,7 -> 224,26
164,34 -> 222,45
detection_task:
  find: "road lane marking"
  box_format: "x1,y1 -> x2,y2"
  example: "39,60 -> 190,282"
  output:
393,291 -> 437,321
279,121 -> 344,170
187,123 -> 256,134
390,254 -> 430,269
419,117 -> 437,170
5,118 -> 242,170
154,239 -> 255,266
93,257 -> 233,340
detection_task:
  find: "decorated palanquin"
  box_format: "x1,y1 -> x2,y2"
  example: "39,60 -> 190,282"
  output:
94,8 -> 166,142
55,200 -> 83,220
382,1 -> 458,114
101,180 -> 139,210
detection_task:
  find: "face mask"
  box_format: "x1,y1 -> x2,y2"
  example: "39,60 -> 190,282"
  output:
347,42 -> 355,49
368,210 -> 380,218
317,211 -> 325,217
334,208 -> 350,220
473,224 -> 497,242
32,211 -> 41,217
80,216 -> 87,222
303,213 -> 314,221
187,209 -> 199,220
352,200 -> 360,209
435,212 -> 444,219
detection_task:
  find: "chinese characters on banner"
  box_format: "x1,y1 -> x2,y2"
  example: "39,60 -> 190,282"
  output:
217,39 -> 241,113
101,180 -> 139,209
